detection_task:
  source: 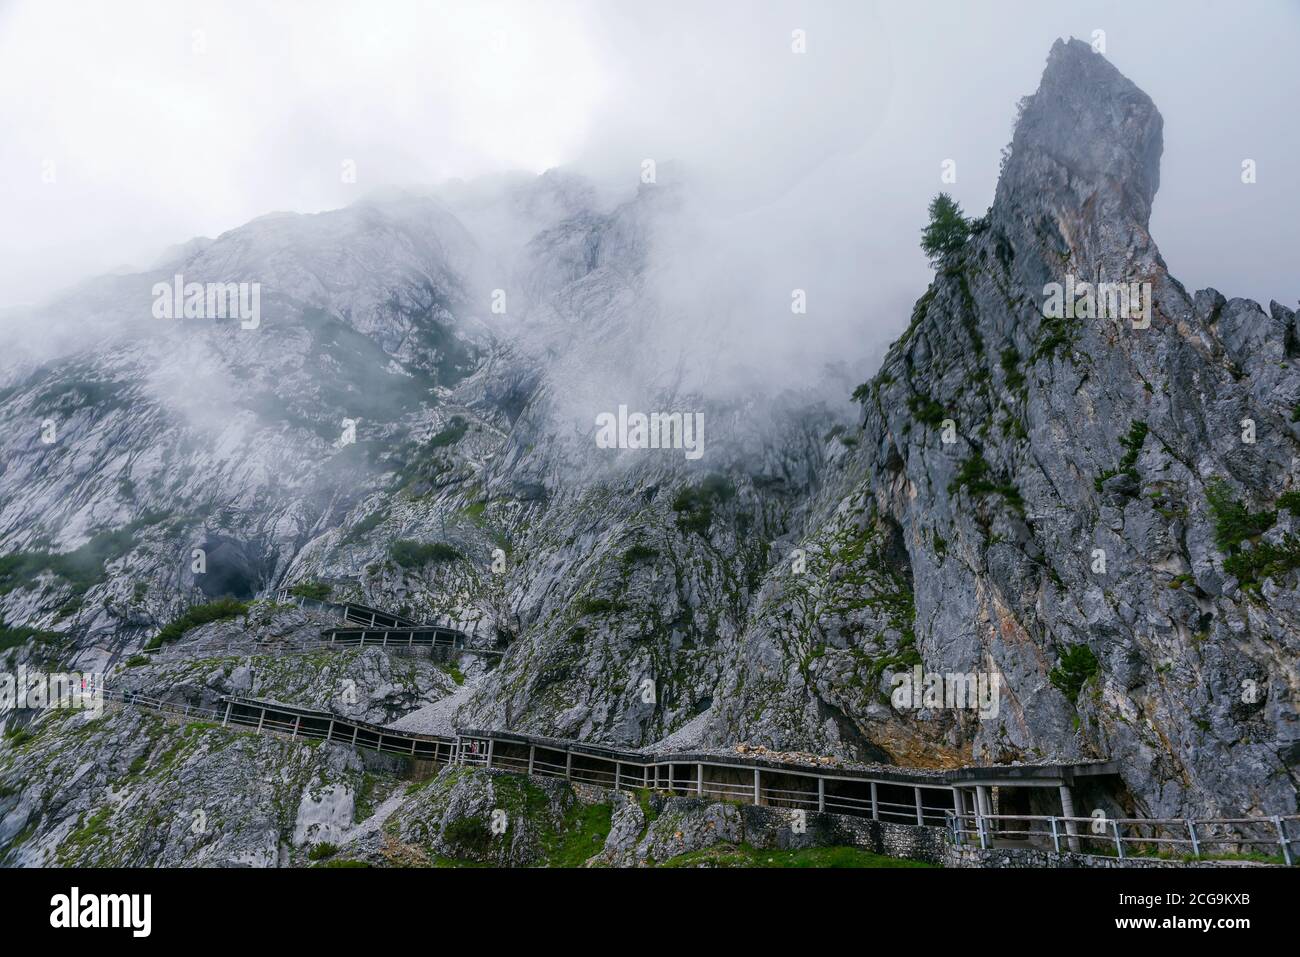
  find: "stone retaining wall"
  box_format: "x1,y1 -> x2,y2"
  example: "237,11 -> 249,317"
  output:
943,844 -> 1274,868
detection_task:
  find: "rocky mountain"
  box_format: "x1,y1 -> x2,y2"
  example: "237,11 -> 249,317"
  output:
1,38 -> 1296,866
692,39 -> 1300,821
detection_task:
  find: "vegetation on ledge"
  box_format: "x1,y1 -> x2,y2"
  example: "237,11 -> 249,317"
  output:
145,598 -> 249,651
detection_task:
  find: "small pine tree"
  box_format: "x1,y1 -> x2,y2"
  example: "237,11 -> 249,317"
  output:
920,192 -> 970,265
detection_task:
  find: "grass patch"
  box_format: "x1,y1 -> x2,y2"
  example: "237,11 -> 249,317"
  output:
621,544 -> 659,565
999,345 -> 1026,391
948,453 -> 1024,512
344,507 -> 389,544
574,597 -> 625,616
307,842 -> 339,861
906,393 -> 946,428
672,474 -> 736,536
661,843 -> 931,868
538,802 -> 613,868
0,513 -> 167,598
145,597 -> 249,651
427,416 -> 469,449
288,580 -> 332,601
389,540 -> 462,568
0,621 -> 56,652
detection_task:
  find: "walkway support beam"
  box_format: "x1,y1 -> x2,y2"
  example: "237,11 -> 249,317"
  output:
1058,784 -> 1081,852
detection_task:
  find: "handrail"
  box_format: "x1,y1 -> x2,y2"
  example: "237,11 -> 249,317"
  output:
104,589 -> 1300,868
98,689 -> 1296,864
274,588 -> 498,656
945,810 -> 1296,865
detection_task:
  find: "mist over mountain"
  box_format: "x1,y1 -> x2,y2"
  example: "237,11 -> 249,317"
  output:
0,12 -> 1297,877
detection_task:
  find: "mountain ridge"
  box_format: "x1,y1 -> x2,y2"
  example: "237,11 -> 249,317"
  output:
1,39 -> 1296,869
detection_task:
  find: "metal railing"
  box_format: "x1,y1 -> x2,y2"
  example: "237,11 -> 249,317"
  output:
273,589 -> 420,629
273,589 -> 496,656
320,626 -> 501,657
947,811 -> 1297,865
101,676 -> 1297,866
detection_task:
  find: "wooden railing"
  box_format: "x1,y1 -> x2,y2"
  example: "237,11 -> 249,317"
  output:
102,689 -> 1297,863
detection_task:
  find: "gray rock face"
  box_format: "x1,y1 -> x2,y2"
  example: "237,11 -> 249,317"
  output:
377,766 -> 586,867
1,38 -> 1296,870
0,705 -> 368,867
698,39 -> 1300,819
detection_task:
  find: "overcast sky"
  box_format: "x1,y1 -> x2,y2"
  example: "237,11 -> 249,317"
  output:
1,0 -> 1296,329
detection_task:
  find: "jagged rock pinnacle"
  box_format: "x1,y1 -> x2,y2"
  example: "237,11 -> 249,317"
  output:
995,38 -> 1164,277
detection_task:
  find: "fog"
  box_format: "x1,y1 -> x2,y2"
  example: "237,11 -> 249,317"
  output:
1,0 -> 1297,390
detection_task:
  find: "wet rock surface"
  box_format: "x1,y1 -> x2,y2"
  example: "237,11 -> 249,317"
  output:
1,40 -> 1297,868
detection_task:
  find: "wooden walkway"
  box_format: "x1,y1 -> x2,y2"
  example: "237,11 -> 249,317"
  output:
101,688 -> 1296,862
275,589 -> 500,658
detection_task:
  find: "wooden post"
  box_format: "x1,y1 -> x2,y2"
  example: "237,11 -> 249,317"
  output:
528,745 -> 536,776
614,762 -> 621,791
696,763 -> 704,797
292,715 -> 300,739
753,769 -> 761,805
914,786 -> 925,825
565,750 -> 573,780
256,707 -> 266,732
326,719 -> 334,742
817,778 -> 825,813
870,782 -> 879,821
352,725 -> 359,747
222,702 -> 232,727
486,738 -> 494,768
